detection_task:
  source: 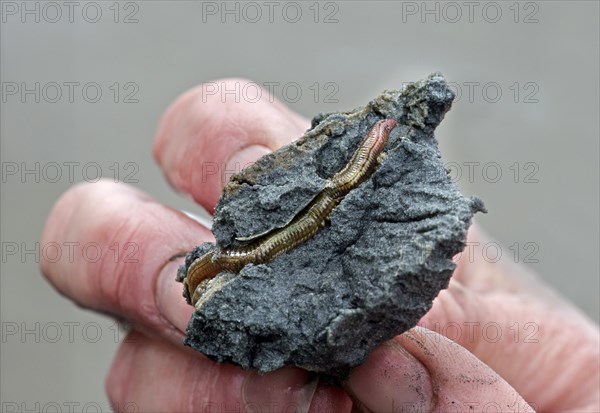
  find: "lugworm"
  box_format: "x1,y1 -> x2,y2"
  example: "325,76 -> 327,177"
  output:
182,118 -> 397,306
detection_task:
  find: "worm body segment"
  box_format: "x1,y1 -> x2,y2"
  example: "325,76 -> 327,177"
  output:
184,119 -> 397,305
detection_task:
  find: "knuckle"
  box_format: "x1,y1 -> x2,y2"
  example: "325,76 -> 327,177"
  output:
40,181 -> 106,278
40,180 -> 151,311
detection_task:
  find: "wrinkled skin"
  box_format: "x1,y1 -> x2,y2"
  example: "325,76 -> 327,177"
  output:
41,79 -> 599,412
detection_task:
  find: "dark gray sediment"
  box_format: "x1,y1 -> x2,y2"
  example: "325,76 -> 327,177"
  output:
179,73 -> 485,378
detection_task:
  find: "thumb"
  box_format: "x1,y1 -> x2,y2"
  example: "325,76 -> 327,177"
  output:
345,327 -> 536,413
153,78 -> 309,212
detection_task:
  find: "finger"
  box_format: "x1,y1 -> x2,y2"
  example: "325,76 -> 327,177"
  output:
419,279 -> 600,411
307,382 -> 352,413
345,327 -> 536,413
106,331 -> 350,413
452,224 -> 566,302
40,180 -> 209,343
153,78 -> 310,212
106,331 -> 249,412
451,224 -> 531,293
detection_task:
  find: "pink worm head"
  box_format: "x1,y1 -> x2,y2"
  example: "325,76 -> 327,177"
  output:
371,118 -> 397,150
378,118 -> 397,136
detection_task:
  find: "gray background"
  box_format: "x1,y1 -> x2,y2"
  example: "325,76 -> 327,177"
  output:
1,0 -> 598,409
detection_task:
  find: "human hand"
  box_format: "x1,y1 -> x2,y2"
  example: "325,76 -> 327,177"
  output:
41,79 -> 599,412
40,79 -> 351,412
345,228 -> 600,412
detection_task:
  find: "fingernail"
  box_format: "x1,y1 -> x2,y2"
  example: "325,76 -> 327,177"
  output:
242,367 -> 318,413
156,259 -> 194,333
223,145 -> 272,189
345,340 -> 434,413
